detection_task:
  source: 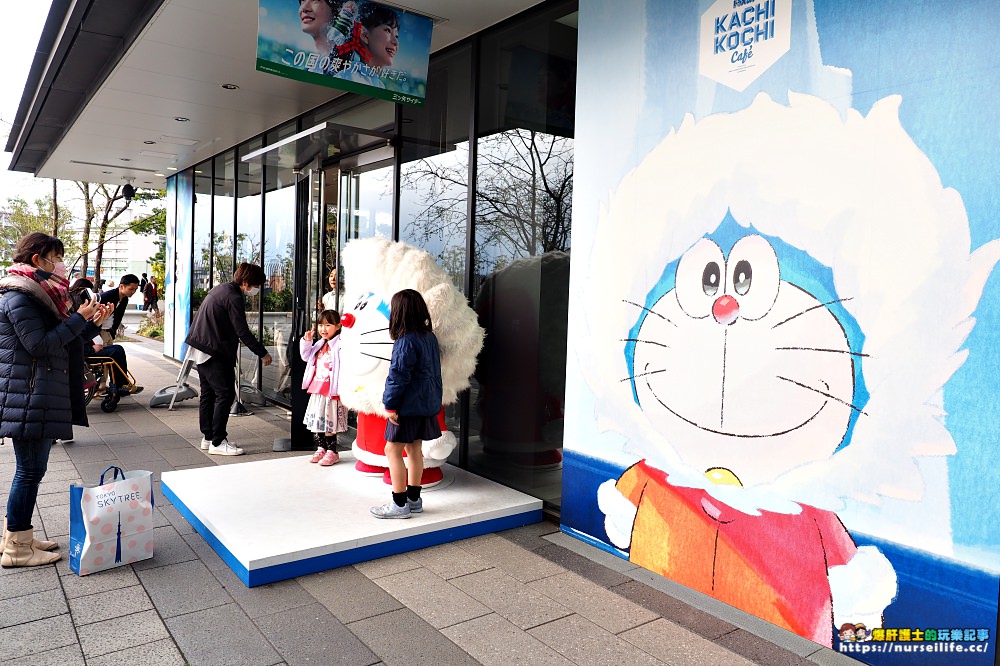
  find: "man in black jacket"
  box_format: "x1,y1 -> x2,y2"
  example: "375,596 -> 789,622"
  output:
98,274 -> 140,345
185,262 -> 272,456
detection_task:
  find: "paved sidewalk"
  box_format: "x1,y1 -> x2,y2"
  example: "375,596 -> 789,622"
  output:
0,338 -> 860,665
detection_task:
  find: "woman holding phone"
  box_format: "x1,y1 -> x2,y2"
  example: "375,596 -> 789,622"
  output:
0,233 -> 110,567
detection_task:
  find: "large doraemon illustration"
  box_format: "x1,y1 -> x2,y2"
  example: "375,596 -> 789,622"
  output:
575,92 -> 1000,647
338,238 -> 485,486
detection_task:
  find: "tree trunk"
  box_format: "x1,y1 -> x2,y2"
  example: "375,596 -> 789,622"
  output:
52,179 -> 59,236
75,182 -> 96,279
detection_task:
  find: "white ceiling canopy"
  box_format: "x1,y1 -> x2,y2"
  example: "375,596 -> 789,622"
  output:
12,0 -> 543,189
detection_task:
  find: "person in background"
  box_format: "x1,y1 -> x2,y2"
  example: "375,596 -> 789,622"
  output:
0,233 -> 107,567
138,273 -> 148,309
71,278 -> 142,397
185,263 -> 272,456
321,267 -> 340,311
143,275 -> 158,313
99,274 -> 140,346
370,289 -> 443,519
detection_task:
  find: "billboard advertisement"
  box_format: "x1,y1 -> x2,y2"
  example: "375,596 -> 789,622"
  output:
256,0 -> 433,106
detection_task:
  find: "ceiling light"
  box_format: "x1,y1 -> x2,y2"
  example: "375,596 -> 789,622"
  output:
101,170 -> 112,174
158,135 -> 200,146
221,83 -> 240,90
167,167 -> 178,171
154,173 -> 165,177
143,140 -> 156,145
174,117 -> 189,122
140,150 -> 179,160
120,157 -> 131,162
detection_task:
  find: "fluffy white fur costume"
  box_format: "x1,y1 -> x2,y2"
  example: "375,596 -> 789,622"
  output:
339,238 -> 484,484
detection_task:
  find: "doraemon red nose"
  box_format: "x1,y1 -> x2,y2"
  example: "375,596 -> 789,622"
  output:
341,312 -> 356,328
712,295 -> 739,325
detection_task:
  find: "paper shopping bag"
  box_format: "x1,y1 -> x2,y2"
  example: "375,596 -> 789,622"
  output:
69,465 -> 155,575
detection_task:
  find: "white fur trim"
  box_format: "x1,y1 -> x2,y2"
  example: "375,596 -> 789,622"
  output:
829,546 -> 898,629
424,430 -> 457,460
597,479 -> 637,549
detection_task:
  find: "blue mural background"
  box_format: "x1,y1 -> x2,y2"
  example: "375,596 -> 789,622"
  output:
566,0 -> 999,662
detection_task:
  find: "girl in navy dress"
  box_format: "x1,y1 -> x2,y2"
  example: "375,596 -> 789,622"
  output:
370,289 -> 443,519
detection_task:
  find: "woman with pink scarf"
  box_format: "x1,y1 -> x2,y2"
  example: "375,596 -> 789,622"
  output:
0,233 -> 108,568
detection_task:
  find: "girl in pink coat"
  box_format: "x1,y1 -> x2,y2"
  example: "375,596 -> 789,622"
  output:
300,310 -> 346,465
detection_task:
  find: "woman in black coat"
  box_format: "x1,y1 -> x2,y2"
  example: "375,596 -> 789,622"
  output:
0,233 -> 107,568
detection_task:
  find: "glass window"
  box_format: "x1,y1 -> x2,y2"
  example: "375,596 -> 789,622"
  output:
262,122 -> 298,403
212,151 -> 236,285
398,45 -> 473,456
237,138 -> 264,390
399,45 -> 472,289
470,2 -> 577,510
341,161 -> 394,244
192,161 -> 212,315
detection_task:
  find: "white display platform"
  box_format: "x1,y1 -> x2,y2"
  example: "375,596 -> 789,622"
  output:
161,454 -> 543,587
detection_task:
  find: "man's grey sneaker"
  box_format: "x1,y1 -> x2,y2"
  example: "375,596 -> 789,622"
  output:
200,438 -> 211,450
370,501 -> 410,519
407,497 -> 423,513
55,438 -> 73,444
208,440 -> 244,456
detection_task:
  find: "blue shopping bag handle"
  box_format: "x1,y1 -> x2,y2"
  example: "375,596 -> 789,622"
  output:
99,466 -> 125,485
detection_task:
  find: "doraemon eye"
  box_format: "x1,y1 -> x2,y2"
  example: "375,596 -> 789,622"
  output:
732,260 -> 751,295
675,238 -> 725,318
702,263 -> 721,296
727,235 -> 779,320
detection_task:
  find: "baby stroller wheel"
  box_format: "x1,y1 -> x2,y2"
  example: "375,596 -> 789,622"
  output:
100,394 -> 120,413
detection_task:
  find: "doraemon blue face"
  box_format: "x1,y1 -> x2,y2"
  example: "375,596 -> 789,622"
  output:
626,215 -> 869,487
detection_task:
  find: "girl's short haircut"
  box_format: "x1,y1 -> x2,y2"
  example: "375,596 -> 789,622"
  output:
388,289 -> 432,340
13,232 -> 65,265
233,262 -> 265,287
317,309 -> 341,325
359,3 -> 399,29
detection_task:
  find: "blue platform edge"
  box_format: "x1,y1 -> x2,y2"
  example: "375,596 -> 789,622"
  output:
559,450 -> 999,666
162,480 -> 542,587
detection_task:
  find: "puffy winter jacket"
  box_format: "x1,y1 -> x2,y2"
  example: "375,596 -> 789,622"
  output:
0,282 -> 89,440
185,282 -> 268,364
382,332 -> 443,417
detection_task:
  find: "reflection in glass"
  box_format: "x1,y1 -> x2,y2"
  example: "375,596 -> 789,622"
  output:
212,151 -> 236,286
468,1 -> 577,509
399,46 -> 471,291
261,122 -> 298,403
193,162 -> 212,314
237,139 -> 264,391
398,45 -> 473,449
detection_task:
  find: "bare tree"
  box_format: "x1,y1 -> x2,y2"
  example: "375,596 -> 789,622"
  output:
72,182 -> 161,282
74,182 -> 99,278
401,128 -> 573,275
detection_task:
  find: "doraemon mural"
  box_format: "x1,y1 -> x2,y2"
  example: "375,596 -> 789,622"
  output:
564,0 -> 999,661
